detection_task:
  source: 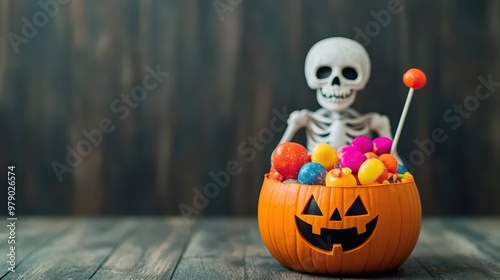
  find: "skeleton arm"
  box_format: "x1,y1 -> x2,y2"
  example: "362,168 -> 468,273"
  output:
279,109 -> 312,144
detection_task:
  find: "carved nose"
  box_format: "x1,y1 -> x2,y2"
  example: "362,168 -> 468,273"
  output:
331,76 -> 340,86
330,208 -> 342,221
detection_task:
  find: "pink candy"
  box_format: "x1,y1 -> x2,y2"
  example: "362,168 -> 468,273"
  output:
338,146 -> 367,173
372,137 -> 393,155
350,136 -> 374,153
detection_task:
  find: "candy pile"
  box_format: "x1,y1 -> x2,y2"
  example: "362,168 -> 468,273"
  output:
270,137 -> 414,187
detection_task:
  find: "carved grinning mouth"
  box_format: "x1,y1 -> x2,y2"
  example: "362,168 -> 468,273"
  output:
295,215 -> 378,252
320,88 -> 354,100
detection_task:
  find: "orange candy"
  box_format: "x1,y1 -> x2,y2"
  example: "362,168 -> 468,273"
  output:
403,68 -> 427,90
325,167 -> 357,187
364,152 -> 378,159
378,154 -> 398,174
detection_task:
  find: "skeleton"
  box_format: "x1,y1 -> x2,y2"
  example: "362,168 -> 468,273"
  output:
280,37 -> 395,153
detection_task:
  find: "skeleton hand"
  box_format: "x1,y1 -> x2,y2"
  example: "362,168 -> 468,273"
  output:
369,114 -> 403,164
279,109 -> 311,144
369,114 -> 391,137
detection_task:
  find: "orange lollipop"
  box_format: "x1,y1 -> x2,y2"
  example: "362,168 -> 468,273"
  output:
391,68 -> 427,155
403,68 -> 427,90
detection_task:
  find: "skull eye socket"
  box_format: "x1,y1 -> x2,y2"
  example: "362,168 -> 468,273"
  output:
345,196 -> 368,216
342,67 -> 358,80
316,66 -> 332,79
302,196 -> 323,216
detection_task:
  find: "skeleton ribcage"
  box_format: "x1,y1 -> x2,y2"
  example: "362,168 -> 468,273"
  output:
305,108 -> 372,152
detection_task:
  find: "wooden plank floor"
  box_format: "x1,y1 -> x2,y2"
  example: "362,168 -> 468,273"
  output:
0,217 -> 498,279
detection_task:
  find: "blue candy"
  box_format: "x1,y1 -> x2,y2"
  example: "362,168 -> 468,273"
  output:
298,162 -> 327,185
397,164 -> 408,174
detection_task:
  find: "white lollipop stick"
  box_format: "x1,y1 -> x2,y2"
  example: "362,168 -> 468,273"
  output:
391,87 -> 414,155
392,68 -> 426,155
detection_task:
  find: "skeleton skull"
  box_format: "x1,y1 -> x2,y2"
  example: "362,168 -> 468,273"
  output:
305,37 -> 371,112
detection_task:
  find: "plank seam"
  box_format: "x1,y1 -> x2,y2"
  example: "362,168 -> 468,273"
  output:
0,222 -> 75,279
87,224 -> 138,280
169,219 -> 198,279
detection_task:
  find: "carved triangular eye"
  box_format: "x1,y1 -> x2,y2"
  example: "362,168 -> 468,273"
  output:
302,196 -> 323,216
330,208 -> 342,221
345,196 -> 368,216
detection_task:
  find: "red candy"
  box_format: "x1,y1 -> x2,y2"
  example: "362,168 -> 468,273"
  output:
403,68 -> 427,90
269,166 -> 284,182
272,142 -> 309,179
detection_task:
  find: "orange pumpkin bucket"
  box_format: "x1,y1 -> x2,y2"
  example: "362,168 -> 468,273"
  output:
258,174 -> 421,275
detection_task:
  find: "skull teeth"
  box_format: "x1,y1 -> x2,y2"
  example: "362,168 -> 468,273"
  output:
320,89 -> 354,100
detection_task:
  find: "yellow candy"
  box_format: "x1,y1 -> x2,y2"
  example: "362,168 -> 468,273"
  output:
311,143 -> 338,171
325,168 -> 357,187
358,158 -> 388,185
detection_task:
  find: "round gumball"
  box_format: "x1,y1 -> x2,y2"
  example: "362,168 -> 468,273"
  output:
272,142 -> 309,179
325,167 -> 357,187
403,68 -> 427,90
338,146 -> 366,173
372,137 -> 393,155
311,143 -> 338,171
364,152 -> 378,159
378,154 -> 398,174
298,162 -> 327,185
358,158 -> 388,185
350,136 -> 373,153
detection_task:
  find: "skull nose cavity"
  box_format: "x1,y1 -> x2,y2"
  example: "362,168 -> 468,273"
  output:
331,77 -> 341,86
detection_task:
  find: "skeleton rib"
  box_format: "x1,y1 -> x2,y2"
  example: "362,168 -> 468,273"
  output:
309,110 -> 332,124
309,121 -> 329,135
346,125 -> 370,136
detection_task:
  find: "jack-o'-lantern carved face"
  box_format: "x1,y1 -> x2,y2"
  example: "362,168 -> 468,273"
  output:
295,195 -> 378,252
258,175 -> 422,275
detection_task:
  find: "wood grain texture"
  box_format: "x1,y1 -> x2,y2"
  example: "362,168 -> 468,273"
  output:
0,217 -> 498,279
2,218 -> 137,279
412,219 -> 500,279
0,0 -> 500,216
90,217 -> 194,280
170,218 -> 247,280
0,217 -> 72,278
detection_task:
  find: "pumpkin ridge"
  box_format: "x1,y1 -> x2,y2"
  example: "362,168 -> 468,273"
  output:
357,187 -> 373,274
386,184 -> 404,272
264,178 -> 281,263
294,184 -> 306,271
408,183 -> 421,261
270,179 -> 288,266
281,182 -> 296,269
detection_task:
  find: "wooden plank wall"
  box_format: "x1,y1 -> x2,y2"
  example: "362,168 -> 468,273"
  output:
0,0 -> 499,216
